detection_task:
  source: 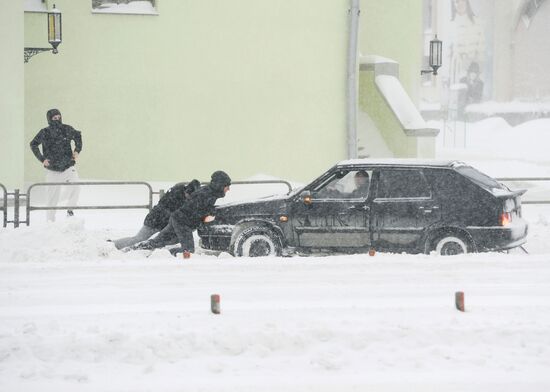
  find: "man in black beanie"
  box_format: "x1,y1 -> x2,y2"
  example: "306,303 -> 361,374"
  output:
30,109 -> 83,221
128,170 -> 232,258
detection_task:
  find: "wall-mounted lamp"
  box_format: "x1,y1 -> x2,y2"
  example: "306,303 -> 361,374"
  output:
24,4 -> 62,63
421,35 -> 442,76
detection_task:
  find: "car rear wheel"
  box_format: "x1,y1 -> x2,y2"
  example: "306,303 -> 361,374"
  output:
434,235 -> 469,256
232,226 -> 282,257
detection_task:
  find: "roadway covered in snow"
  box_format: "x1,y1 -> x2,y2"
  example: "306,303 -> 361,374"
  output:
1,218 -> 550,391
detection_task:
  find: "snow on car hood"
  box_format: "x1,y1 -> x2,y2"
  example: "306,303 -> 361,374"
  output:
215,194 -> 290,217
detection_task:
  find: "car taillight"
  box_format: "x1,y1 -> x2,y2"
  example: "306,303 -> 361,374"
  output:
499,212 -> 512,226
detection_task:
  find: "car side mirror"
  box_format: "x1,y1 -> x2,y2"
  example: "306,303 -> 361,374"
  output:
300,190 -> 313,205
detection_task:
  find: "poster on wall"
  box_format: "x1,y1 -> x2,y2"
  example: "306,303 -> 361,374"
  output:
436,0 -> 494,119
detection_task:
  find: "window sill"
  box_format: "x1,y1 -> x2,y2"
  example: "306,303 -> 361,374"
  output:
91,10 -> 159,16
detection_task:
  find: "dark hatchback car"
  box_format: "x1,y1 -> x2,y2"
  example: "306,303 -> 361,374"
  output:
198,160 -> 528,256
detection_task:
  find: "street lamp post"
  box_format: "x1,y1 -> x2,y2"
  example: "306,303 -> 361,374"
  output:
421,35 -> 442,76
24,4 -> 62,63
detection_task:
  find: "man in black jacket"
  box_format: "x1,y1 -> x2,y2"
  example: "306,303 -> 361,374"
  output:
129,170 -> 232,258
30,109 -> 83,221
113,179 -> 200,249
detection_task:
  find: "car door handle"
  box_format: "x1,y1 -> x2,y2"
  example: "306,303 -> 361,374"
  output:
349,205 -> 369,211
419,205 -> 439,214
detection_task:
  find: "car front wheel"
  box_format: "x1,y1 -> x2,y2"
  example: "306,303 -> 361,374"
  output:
231,226 -> 282,257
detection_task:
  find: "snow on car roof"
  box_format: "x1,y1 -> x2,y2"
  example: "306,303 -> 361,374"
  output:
336,158 -> 460,167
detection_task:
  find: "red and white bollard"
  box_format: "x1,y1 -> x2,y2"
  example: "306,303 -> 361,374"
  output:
211,294 -> 221,314
455,291 -> 465,312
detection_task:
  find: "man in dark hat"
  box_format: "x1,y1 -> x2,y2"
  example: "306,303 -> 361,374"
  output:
462,62 -> 484,105
128,170 -> 232,258
349,170 -> 370,198
113,180 -> 201,249
458,62 -> 484,119
30,109 -> 83,221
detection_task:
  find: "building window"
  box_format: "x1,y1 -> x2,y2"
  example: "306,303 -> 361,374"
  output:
24,0 -> 48,13
92,0 -> 157,15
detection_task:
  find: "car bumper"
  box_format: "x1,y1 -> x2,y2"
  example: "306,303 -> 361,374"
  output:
199,234 -> 231,251
467,219 -> 528,252
198,225 -> 234,251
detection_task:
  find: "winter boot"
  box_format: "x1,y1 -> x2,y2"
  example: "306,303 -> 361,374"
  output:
169,247 -> 183,257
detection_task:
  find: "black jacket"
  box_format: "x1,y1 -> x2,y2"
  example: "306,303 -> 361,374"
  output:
171,185 -> 226,230
30,111 -> 82,172
144,180 -> 200,230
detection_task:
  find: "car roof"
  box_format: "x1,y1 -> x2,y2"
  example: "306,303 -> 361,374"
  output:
336,158 -> 461,168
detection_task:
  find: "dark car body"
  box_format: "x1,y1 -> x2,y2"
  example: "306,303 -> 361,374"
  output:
198,159 -> 528,256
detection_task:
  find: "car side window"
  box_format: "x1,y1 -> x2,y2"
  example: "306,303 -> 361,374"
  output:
376,169 -> 431,199
313,170 -> 372,199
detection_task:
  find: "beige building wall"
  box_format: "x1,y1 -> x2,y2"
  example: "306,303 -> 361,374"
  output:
0,0 -> 25,189
512,1 -> 550,99
491,1 -> 517,101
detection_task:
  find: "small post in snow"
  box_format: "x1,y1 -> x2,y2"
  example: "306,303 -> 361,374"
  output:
455,291 -> 465,312
211,294 -> 221,314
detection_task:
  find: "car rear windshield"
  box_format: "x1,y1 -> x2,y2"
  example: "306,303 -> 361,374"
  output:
455,166 -> 506,191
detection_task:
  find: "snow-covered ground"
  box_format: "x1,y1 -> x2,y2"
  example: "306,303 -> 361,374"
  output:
1,227 -> 550,392
2,117 -> 550,391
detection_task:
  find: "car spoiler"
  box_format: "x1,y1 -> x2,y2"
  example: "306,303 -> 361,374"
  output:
494,189 -> 527,199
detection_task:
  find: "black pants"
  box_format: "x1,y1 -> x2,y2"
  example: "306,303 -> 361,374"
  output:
148,215 -> 195,252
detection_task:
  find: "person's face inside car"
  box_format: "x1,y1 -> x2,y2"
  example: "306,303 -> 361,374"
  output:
354,172 -> 369,189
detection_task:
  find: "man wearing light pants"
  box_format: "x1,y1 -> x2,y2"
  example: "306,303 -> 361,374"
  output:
30,109 -> 83,222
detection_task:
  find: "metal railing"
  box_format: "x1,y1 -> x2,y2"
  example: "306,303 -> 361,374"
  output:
229,180 -> 293,194
0,179 -> 294,228
496,177 -> 550,205
0,183 -> 6,228
1,177 -> 543,228
26,181 -> 154,226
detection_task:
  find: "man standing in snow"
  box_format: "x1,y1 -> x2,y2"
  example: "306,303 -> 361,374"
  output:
30,109 -> 83,222
129,170 -> 232,259
113,179 -> 201,250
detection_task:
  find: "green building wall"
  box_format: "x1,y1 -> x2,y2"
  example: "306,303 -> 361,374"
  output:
360,0 -> 422,102
359,70 -> 418,157
0,1 -> 25,189
359,0 -> 426,158
21,0 -> 425,185
24,0 -> 349,184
